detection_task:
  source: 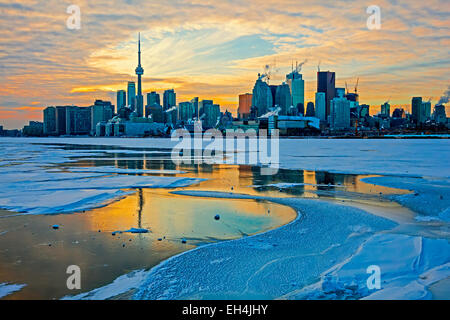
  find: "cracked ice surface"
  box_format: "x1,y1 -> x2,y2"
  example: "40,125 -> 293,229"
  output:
0,140 -> 203,215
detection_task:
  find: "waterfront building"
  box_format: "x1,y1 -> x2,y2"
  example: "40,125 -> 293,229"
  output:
43,106 -> 57,135
66,106 -> 91,135
91,100 -> 114,135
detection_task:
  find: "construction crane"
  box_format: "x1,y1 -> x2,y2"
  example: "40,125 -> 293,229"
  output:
354,77 -> 359,94
345,81 -> 349,94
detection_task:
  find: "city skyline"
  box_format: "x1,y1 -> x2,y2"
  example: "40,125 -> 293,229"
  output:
0,0 -> 449,129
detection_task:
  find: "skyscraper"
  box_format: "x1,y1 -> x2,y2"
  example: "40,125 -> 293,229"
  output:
199,100 -> 213,118
178,102 -> 194,122
315,92 -> 326,122
191,97 -> 199,118
117,90 -> 126,110
411,97 -> 423,124
66,106 -> 91,135
146,104 -> 163,122
203,103 -> 221,128
421,101 -> 431,124
330,96 -> 351,130
251,74 -> 273,117
286,67 -> 304,111
135,33 -> 144,117
127,82 -> 136,109
91,100 -> 114,135
433,104 -> 446,123
317,71 -> 336,121
56,106 -> 68,135
275,82 -> 292,115
163,89 -> 176,110
381,102 -> 390,117
238,93 -> 252,119
43,107 -> 56,136
147,91 -> 160,107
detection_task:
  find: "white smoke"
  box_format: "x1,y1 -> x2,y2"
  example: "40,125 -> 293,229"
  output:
438,86 -> 450,105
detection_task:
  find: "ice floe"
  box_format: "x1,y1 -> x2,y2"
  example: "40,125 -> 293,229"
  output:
0,282 -> 26,298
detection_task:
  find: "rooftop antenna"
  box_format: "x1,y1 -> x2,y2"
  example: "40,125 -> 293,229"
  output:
318,60 -> 321,72
345,81 -> 349,95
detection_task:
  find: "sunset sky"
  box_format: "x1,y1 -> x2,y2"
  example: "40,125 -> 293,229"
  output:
0,0 -> 449,129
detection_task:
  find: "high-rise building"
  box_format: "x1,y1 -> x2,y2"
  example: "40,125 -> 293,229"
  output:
306,102 -> 315,117
286,68 -> 304,111
381,102 -> 391,117
146,103 -> 164,122
433,104 -> 446,123
238,93 -> 252,119
199,99 -> 213,118
330,96 -> 351,130
411,97 -> 422,124
203,103 -> 220,128
163,89 -> 176,110
275,82 -> 292,115
43,106 -> 56,135
335,87 -> 345,98
147,91 -> 160,107
56,106 -> 68,135
66,106 -> 91,135
135,33 -> 144,117
191,97 -> 199,118
117,90 -> 126,110
91,100 -> 114,135
178,101 -> 194,122
315,92 -> 326,122
252,74 -> 273,117
127,82 -> 136,109
164,106 -> 178,125
317,71 -> 336,121
420,101 -> 431,124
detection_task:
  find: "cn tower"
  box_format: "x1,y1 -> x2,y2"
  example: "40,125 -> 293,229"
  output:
135,33 -> 144,117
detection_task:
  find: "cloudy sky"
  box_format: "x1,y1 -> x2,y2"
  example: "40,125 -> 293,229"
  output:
0,0 -> 449,128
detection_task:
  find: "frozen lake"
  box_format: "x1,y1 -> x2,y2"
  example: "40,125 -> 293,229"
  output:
0,137 -> 448,300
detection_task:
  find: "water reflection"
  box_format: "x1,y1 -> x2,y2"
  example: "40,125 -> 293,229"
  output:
0,142 -> 409,300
